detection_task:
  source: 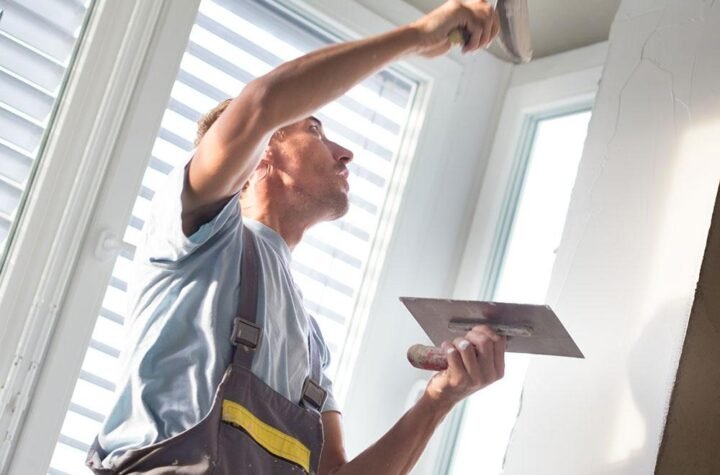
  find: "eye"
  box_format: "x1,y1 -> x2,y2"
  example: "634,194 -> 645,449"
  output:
309,124 -> 321,133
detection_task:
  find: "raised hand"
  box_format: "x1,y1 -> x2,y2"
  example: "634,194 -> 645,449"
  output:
410,0 -> 500,57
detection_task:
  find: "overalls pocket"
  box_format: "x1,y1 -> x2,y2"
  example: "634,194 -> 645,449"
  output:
214,365 -> 324,475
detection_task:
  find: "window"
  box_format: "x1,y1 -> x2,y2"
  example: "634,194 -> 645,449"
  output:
447,110 -> 591,475
0,0 -> 93,272
47,0 -> 416,472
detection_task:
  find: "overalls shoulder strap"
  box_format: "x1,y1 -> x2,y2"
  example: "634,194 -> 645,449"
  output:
230,225 -> 261,369
232,226 -> 328,413
306,317 -> 324,387
302,316 -> 329,412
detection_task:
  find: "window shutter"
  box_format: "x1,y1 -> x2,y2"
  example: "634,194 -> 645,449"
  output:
48,1 -> 416,473
0,0 -> 92,266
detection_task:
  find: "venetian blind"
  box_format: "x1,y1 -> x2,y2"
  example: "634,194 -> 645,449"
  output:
48,1 -> 416,473
0,0 -> 92,269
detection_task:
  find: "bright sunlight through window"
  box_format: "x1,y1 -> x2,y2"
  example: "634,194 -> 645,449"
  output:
448,109 -> 591,475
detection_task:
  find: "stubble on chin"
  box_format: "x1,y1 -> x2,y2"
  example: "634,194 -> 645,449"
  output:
288,185 -> 348,222
323,190 -> 349,221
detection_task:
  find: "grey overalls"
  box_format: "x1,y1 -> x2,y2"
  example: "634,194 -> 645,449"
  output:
86,227 -> 327,474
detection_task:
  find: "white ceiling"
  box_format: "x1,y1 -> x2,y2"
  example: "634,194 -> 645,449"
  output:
404,0 -> 622,59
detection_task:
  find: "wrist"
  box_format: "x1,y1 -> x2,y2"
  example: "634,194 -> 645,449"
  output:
392,23 -> 424,56
417,389 -> 457,417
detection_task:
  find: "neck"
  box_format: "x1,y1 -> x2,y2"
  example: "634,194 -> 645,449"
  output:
240,187 -> 321,251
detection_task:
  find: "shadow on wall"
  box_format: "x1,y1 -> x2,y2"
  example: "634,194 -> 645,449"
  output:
592,299 -> 688,475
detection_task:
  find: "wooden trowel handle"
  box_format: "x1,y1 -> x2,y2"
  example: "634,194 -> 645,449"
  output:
407,344 -> 449,371
448,27 -> 471,46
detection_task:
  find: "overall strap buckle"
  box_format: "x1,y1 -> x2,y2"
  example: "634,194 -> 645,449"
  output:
301,377 -> 327,411
231,317 -> 262,349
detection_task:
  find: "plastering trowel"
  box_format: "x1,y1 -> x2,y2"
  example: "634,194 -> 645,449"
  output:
449,0 -> 533,64
402,298 -> 584,371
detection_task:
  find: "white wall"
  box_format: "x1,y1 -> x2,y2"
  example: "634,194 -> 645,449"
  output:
503,0 -> 720,473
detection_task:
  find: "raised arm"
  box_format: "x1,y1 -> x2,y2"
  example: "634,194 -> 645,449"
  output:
182,0 -> 499,235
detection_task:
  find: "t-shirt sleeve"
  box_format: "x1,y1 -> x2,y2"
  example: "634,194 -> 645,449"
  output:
143,154 -> 241,264
310,317 -> 341,414
319,356 -> 340,414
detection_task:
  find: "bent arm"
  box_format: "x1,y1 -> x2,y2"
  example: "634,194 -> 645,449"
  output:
182,0 -> 499,235
183,26 -> 420,234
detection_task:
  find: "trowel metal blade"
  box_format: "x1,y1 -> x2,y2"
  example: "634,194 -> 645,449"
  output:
400,297 -> 584,358
492,0 -> 533,64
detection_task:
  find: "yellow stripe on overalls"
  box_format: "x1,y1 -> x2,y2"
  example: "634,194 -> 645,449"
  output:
222,399 -> 311,472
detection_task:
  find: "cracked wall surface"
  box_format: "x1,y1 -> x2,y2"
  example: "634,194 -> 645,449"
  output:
502,0 -> 720,473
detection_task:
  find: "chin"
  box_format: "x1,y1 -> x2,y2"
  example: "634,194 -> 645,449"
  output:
324,193 -> 350,221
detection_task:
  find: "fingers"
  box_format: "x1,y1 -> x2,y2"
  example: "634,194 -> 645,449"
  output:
490,9 -> 500,43
453,337 -> 481,381
442,340 -> 466,382
467,20 -> 492,52
464,328 -> 496,381
445,325 -> 506,387
463,28 -> 484,54
427,327 -> 506,406
483,7 -> 501,47
460,1 -> 500,53
478,15 -> 494,48
494,332 -> 506,378
467,325 -> 506,380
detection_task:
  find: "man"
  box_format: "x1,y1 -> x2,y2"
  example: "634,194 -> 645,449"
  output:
87,1 -> 505,473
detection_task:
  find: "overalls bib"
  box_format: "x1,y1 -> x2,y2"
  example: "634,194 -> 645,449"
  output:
86,227 -> 326,474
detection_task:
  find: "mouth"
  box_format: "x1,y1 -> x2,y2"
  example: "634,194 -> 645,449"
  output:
337,168 -> 350,191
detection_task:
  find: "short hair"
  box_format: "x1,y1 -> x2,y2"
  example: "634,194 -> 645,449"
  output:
194,98 -> 233,147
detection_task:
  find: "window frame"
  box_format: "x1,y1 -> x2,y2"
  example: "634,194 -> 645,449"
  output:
429,42 -> 609,474
0,0 -> 201,472
0,0 -> 96,273
1,0 -> 466,472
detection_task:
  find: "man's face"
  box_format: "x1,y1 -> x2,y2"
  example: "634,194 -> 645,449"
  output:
267,116 -> 354,220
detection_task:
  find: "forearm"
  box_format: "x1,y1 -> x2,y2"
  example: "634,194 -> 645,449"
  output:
334,393 -> 454,475
253,25 -> 420,130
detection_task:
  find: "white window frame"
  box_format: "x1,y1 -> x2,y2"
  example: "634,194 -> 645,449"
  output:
0,0 -> 467,472
0,0 -> 200,471
426,42 -> 609,474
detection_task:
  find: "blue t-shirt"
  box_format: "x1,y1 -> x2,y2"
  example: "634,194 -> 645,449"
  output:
97,155 -> 339,467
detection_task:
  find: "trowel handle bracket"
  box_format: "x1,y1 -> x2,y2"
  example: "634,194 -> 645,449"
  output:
448,319 -> 534,337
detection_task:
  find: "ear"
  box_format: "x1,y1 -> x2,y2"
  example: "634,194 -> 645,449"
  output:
251,158 -> 272,184
271,128 -> 287,143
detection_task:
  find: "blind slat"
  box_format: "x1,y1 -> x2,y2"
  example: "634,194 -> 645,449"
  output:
0,104 -> 43,153
2,0 -> 83,60
0,32 -> 65,92
0,79 -> 54,126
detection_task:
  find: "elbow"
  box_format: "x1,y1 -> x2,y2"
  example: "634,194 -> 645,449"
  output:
245,67 -> 310,132
242,77 -> 284,133
236,79 -> 273,131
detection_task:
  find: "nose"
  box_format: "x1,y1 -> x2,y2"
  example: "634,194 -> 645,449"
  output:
330,141 -> 353,164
